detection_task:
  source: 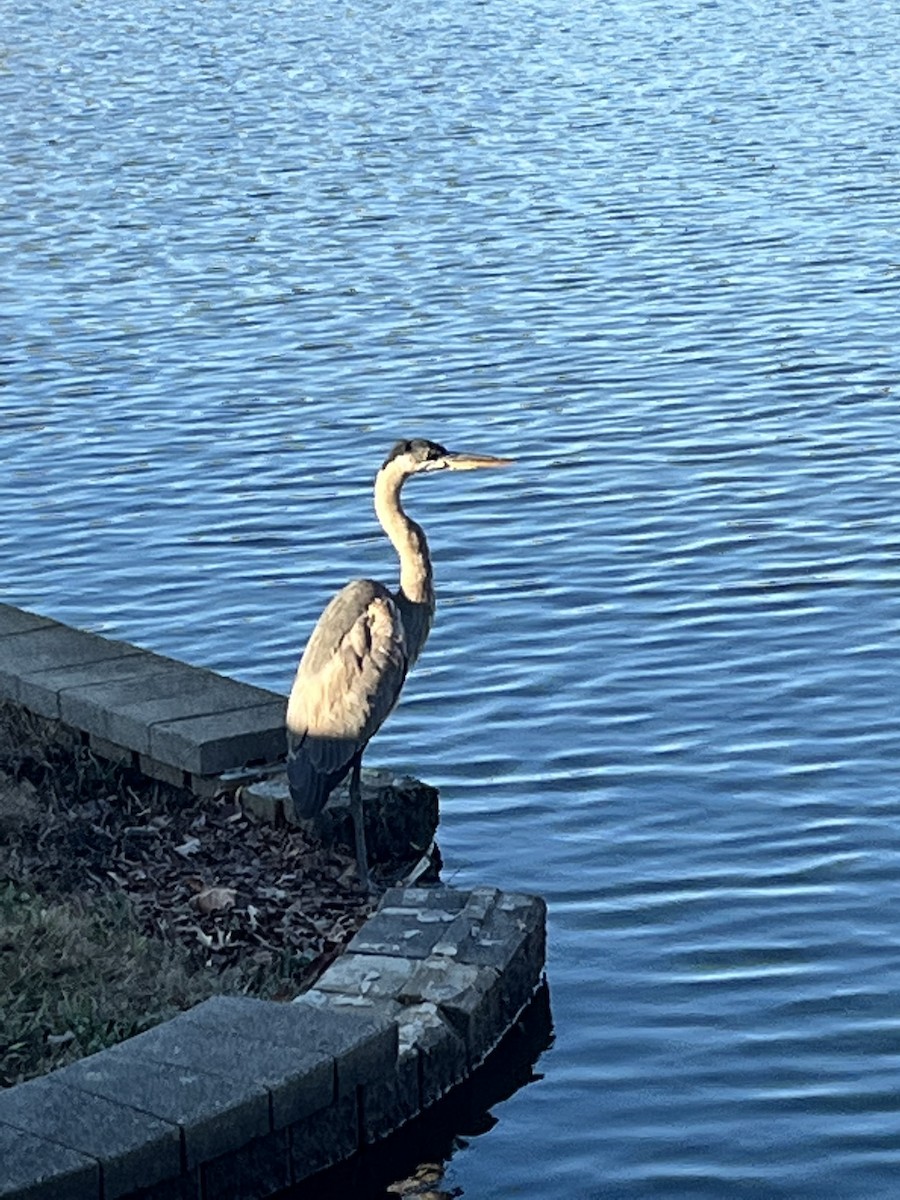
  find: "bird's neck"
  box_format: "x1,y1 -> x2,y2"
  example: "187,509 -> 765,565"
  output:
374,464 -> 434,604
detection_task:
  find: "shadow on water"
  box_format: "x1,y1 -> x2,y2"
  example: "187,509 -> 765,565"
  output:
280,982 -> 553,1200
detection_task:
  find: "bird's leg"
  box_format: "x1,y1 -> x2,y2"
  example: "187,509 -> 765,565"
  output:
348,756 -> 374,892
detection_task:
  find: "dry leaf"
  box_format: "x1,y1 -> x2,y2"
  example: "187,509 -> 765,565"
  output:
194,886 -> 236,914
174,837 -> 201,858
46,1030 -> 76,1047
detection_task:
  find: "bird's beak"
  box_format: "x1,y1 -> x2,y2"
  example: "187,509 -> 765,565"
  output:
438,451 -> 514,471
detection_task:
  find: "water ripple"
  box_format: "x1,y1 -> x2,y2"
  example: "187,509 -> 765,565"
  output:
4,0 -> 900,1194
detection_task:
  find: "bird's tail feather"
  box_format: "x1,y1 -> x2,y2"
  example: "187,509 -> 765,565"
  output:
286,751 -> 332,819
288,735 -> 360,820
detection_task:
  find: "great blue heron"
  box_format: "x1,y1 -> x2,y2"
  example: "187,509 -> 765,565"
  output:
286,438 -> 511,888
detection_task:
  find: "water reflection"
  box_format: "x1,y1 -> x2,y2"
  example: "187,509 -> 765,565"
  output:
284,983 -> 553,1200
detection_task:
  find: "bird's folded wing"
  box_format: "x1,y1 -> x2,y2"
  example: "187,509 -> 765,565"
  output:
286,578 -> 409,787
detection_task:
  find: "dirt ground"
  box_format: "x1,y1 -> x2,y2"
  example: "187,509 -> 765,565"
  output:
0,704 -> 382,1084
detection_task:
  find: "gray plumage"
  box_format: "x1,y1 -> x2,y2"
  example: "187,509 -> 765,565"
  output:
286,438 -> 511,887
287,578 -> 407,819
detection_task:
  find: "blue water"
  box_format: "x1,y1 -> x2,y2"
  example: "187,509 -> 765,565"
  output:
4,0 -> 900,1194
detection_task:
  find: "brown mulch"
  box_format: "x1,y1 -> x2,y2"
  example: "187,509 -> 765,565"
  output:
0,705 -> 377,997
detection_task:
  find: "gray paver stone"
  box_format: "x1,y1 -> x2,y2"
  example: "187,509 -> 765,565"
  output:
17,651 -> 152,720
89,734 -> 134,765
57,1048 -> 269,1169
404,958 -> 505,1067
137,753 -> 188,789
398,956 -> 485,1006
347,901 -> 467,960
333,1018 -> 396,1097
111,1013 -> 330,1130
150,701 -> 286,775
0,1120 -> 99,1200
443,893 -> 546,1022
288,1093 -> 358,1185
0,626 -> 137,706
395,1003 -> 468,1109
119,1171 -> 200,1200
377,886 -> 470,913
238,778 -> 284,822
200,1129 -> 290,1200
358,1050 -> 420,1143
59,666 -> 267,759
293,990 -> 404,1023
0,1076 -> 179,1200
185,994 -> 397,1102
311,952 -> 417,1006
0,605 -> 55,637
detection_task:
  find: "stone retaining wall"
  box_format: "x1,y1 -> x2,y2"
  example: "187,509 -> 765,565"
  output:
0,604 -> 285,792
0,886 -> 546,1200
0,604 -> 548,1197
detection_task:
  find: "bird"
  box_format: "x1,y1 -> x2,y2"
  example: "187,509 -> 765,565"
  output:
286,438 -> 512,889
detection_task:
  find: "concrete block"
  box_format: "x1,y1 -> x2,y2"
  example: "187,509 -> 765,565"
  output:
238,777 -> 284,822
358,1050 -> 420,1143
200,1129 -> 290,1200
186,996 -> 396,1092
17,651 -> 150,720
115,1014 -> 330,1131
288,1092 -> 358,1185
361,772 -> 440,863
297,781 -> 438,867
250,774 -> 292,817
402,958 -> 503,1067
448,893 -> 547,1023
452,971 -> 508,1067
118,1170 -> 200,1200
240,777 -> 289,825
461,886 -> 502,920
151,700 -> 286,775
378,886 -> 470,913
138,753 -> 188,789
0,1120 -> 99,1200
312,952 -> 417,1004
57,1048 -> 270,1170
332,1018 -> 396,1098
60,668 -> 184,754
294,990 -> 404,1023
59,666 -> 253,758
0,1075 -> 179,1199
89,734 -> 135,766
0,626 -> 137,707
0,604 -> 55,636
347,896 -> 465,960
398,956 -> 485,1006
220,992 -> 370,1034
303,953 -> 477,1108
190,765 -> 274,801
395,1003 -> 468,1108
279,990 -> 401,1098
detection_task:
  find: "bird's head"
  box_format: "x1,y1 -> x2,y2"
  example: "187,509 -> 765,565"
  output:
382,438 -> 513,476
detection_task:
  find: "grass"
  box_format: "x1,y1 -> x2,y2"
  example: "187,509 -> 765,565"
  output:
0,702 -> 371,1087
0,880 -> 278,1087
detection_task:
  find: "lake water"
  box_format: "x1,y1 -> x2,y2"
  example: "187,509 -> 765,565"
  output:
4,0 -> 900,1194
